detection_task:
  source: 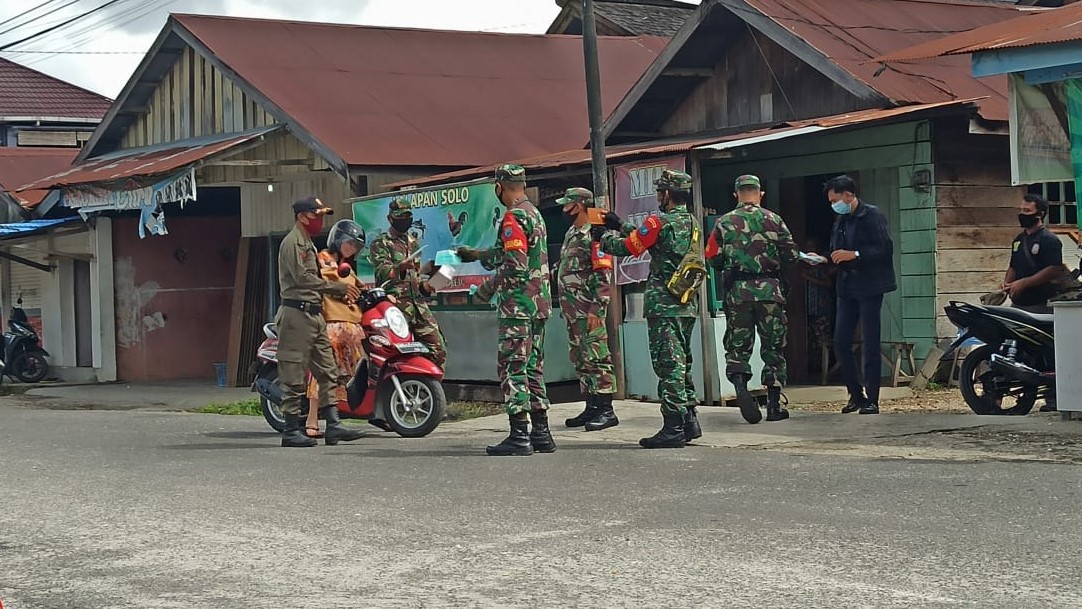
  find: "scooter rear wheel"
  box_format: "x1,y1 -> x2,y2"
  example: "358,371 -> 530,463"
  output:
958,345 -> 1037,416
12,351 -> 47,383
381,374 -> 446,438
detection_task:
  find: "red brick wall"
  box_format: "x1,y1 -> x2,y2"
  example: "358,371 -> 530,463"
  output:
112,216 -> 239,382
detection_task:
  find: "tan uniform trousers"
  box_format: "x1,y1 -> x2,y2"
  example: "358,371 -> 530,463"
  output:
275,305 -> 345,415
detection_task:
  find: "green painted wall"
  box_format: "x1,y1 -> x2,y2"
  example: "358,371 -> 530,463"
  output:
698,120 -> 938,365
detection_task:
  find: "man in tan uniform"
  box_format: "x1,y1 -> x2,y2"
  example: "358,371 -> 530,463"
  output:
276,196 -> 363,448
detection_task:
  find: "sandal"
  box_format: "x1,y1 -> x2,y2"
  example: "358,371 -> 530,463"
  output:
304,425 -> 324,439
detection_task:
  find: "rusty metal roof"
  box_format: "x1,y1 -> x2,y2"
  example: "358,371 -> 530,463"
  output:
17,126 -> 279,191
0,147 -> 78,208
390,99 -> 977,189
0,57 -> 112,120
170,15 -> 667,168
871,3 -> 1082,63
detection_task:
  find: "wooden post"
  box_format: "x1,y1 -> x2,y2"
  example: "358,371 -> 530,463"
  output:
607,166 -> 627,399
691,151 -> 717,405
225,237 -> 251,387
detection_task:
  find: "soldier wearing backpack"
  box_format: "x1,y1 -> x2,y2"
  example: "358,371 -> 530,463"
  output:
595,169 -> 705,449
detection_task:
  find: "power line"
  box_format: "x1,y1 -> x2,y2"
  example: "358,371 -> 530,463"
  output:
0,0 -> 132,52
18,0 -> 175,66
0,0 -> 82,39
0,0 -> 65,30
0,49 -> 144,54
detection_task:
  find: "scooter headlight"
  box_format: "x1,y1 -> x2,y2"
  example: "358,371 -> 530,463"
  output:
384,307 -> 411,339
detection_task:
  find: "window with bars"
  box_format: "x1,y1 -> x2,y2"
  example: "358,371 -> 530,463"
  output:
1027,180 -> 1077,227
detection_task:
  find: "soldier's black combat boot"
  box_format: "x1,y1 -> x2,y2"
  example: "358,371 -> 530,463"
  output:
683,405 -> 702,441
765,386 -> 789,422
733,374 -> 762,424
529,409 -> 557,453
565,396 -> 598,428
487,415 -> 533,456
584,394 -> 619,431
841,392 -> 866,413
320,406 -> 364,446
281,414 -> 317,448
639,412 -> 686,449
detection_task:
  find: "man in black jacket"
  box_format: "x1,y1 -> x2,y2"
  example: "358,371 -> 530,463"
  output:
826,175 -> 896,415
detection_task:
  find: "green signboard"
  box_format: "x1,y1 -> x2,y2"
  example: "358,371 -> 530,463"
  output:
1068,78 -> 1082,229
348,179 -> 502,291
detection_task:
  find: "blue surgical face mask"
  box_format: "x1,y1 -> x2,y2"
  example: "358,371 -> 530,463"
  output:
831,200 -> 851,215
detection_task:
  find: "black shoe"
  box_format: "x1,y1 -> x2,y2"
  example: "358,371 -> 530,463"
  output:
584,394 -> 619,432
281,414 -> 317,448
368,418 -> 394,432
565,396 -> 598,428
765,386 -> 789,422
529,410 -> 557,453
683,406 -> 702,441
639,412 -> 686,449
320,406 -> 364,445
841,395 -> 866,414
487,417 -> 534,456
733,374 -> 762,424
858,402 -> 879,415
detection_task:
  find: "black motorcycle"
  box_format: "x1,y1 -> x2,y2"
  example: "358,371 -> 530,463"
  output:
942,301 -> 1054,415
3,301 -> 49,383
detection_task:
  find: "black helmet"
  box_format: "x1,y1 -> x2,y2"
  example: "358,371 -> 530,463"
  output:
327,219 -> 366,257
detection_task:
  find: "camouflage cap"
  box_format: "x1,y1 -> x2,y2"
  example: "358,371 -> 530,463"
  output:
388,197 -> 412,218
655,169 -> 693,193
734,174 -> 761,190
494,164 -> 527,183
555,187 -> 594,208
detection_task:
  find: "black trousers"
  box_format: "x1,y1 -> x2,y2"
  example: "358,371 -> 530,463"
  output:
834,293 -> 884,403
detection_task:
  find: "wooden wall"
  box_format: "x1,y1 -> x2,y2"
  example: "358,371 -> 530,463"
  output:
119,46 -> 277,150
932,119 -> 1022,342
659,29 -> 868,137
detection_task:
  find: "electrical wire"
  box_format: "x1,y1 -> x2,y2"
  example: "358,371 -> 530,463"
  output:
0,0 -> 83,39
0,0 -> 133,52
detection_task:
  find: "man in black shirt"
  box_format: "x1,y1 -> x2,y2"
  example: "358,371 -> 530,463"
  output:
1002,194 -> 1063,315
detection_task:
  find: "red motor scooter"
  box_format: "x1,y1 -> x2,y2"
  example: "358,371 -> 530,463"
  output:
250,286 -> 446,438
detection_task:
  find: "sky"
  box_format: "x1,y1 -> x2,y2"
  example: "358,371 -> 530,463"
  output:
0,0 -> 568,98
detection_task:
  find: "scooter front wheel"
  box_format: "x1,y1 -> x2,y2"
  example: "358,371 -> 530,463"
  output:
381,374 -> 446,438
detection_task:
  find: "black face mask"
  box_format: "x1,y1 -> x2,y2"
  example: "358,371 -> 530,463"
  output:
1018,213 -> 1041,229
391,218 -> 412,233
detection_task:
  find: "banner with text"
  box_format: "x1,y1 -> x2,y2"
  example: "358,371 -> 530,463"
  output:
612,156 -> 685,285
349,179 -> 502,291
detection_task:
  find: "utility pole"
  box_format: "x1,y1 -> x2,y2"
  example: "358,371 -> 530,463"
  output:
582,0 -> 608,207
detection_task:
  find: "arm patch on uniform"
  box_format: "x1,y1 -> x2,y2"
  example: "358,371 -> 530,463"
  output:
501,212 -> 527,252
625,215 -> 663,255
704,229 -> 720,259
591,242 -> 614,270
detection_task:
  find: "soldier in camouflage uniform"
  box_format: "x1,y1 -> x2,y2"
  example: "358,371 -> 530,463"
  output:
596,169 -> 701,449
457,164 -> 554,457
556,187 -> 619,432
705,174 -> 800,423
368,198 -> 447,369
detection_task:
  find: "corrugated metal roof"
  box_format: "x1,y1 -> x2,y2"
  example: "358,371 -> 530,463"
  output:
596,0 -> 695,37
871,3 -> 1082,63
0,147 -> 78,209
0,217 -> 80,241
172,14 -> 667,168
390,99 -> 976,189
0,57 -> 112,119
16,126 -> 278,191
745,0 -> 1022,121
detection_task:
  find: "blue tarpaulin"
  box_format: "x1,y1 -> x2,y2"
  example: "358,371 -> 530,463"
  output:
0,217 -> 81,241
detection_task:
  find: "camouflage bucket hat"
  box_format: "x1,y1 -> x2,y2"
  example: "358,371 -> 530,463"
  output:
555,186 -> 594,207
494,163 -> 527,183
388,197 -> 412,218
734,174 -> 761,190
655,169 -> 693,193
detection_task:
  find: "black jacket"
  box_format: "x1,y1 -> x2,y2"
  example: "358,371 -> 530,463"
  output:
829,201 -> 897,298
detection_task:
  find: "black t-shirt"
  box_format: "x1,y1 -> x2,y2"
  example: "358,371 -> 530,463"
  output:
1009,227 -> 1063,306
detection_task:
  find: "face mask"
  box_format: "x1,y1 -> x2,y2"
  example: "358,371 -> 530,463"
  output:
304,215 -> 324,236
391,218 -> 412,233
1018,213 -> 1041,229
563,206 -> 578,222
831,200 -> 851,215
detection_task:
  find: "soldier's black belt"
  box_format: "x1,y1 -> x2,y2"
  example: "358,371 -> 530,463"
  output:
731,270 -> 781,281
282,299 -> 322,315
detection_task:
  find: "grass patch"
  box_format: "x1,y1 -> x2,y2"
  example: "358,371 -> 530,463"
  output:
0,384 -> 31,396
194,399 -> 262,416
446,401 -> 504,421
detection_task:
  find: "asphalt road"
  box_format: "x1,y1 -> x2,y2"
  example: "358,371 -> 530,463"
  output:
2,404 -> 1081,609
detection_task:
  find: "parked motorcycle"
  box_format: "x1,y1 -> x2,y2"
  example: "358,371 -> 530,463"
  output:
3,299 -> 49,383
942,300 -> 1055,415
250,286 -> 446,437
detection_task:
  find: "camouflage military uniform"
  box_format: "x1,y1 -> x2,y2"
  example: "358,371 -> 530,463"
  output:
600,193 -> 699,417
368,199 -> 447,368
557,191 -> 616,397
476,193 -> 552,416
706,177 -> 799,387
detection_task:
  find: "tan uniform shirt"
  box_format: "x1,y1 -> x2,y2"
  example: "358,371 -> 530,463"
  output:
278,224 -> 348,304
